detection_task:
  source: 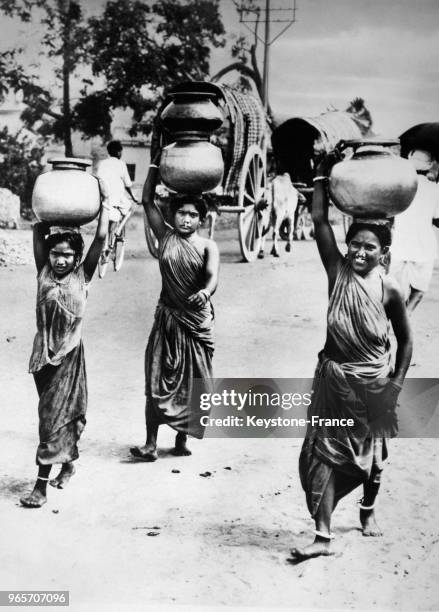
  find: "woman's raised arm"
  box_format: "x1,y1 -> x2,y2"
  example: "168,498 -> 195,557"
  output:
83,178 -> 109,281
312,154 -> 343,285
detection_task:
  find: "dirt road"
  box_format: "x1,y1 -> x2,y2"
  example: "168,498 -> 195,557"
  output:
1,213 -> 439,612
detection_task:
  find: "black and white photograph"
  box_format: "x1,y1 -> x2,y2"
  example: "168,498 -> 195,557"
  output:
1,1 -> 439,611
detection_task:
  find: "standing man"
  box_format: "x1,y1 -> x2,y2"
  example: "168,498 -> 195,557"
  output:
96,140 -> 138,234
390,149 -> 439,313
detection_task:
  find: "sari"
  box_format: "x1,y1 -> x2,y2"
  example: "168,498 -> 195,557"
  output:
145,230 -> 214,438
29,264 -> 88,465
299,262 -> 393,517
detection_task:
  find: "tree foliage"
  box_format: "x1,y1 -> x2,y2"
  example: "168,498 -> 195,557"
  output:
0,0 -> 226,149
0,127 -> 44,206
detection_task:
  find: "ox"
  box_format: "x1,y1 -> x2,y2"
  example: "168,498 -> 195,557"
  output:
258,172 -> 306,258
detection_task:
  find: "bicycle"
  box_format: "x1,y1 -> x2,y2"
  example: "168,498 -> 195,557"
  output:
98,203 -> 136,278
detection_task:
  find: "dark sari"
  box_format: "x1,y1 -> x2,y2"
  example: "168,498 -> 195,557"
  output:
300,262 -> 393,517
145,231 -> 214,438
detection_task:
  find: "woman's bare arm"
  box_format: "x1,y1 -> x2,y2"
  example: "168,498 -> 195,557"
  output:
187,239 -> 220,310
83,179 -> 110,281
312,156 -> 343,286
385,276 -> 413,386
141,158 -> 168,240
204,239 -> 219,296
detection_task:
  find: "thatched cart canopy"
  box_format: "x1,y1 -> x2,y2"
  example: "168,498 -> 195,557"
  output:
272,111 -> 364,186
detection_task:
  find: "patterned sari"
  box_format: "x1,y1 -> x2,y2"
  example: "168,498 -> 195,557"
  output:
299,262 -> 393,517
29,264 -> 88,465
145,231 -> 214,438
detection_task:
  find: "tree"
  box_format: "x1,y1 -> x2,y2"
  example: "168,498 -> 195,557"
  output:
0,0 -> 226,151
0,0 -> 89,156
0,127 -> 45,212
81,0 -> 226,137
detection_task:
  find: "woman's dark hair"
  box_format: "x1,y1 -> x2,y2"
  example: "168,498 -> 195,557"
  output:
345,222 -> 392,249
45,232 -> 84,262
170,194 -> 208,222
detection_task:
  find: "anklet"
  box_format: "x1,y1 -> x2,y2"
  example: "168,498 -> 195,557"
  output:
314,530 -> 335,540
37,476 -> 49,481
358,498 -> 375,510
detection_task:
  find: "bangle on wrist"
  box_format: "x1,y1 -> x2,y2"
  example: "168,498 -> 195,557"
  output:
313,176 -> 329,183
149,163 -> 159,169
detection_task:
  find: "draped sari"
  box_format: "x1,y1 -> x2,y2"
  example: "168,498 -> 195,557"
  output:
29,264 -> 88,465
299,262 -> 393,517
145,230 -> 214,438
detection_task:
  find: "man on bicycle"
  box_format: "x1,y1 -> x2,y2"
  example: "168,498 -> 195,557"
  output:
96,140 -> 139,247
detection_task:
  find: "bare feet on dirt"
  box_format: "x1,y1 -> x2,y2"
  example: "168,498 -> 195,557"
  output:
50,463 -> 76,489
171,432 -> 192,456
20,486 -> 47,508
130,445 -> 158,462
289,536 -> 334,560
360,508 -> 383,537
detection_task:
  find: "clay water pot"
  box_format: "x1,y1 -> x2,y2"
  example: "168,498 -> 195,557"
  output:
160,91 -> 223,139
32,157 -> 100,226
159,87 -> 224,194
329,140 -> 418,218
160,140 -> 224,194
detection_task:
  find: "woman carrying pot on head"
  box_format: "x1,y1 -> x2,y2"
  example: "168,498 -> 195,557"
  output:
130,142 -> 219,461
20,182 -> 109,509
290,152 -> 413,560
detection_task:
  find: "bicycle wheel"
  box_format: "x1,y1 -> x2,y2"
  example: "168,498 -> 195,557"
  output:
114,227 -> 126,271
98,235 -> 110,279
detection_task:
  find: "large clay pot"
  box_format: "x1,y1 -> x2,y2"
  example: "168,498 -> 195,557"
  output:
160,140 -> 223,194
159,86 -> 224,194
160,91 -> 223,139
32,158 -> 100,226
329,140 -> 418,218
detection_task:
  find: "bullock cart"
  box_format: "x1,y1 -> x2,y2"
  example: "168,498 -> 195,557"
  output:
272,110 -> 372,238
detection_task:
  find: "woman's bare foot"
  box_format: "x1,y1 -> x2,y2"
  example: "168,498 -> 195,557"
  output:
360,508 -> 383,537
290,536 -> 334,560
130,445 -> 158,462
171,432 -> 191,456
50,463 -> 75,489
20,486 -> 47,508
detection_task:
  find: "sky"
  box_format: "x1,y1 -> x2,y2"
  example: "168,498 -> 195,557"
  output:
214,0 -> 439,136
1,0 -> 438,137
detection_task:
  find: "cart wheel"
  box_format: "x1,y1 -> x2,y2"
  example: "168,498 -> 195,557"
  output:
238,145 -> 268,262
98,235 -> 110,279
114,227 -> 126,271
144,210 -> 159,259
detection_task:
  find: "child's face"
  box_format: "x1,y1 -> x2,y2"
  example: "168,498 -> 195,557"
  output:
49,241 -> 76,277
174,204 -> 201,235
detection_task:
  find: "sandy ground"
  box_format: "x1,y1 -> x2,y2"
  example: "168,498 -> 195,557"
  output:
1,211 -> 439,612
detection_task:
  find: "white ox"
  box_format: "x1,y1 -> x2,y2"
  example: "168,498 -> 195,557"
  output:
258,172 -> 306,258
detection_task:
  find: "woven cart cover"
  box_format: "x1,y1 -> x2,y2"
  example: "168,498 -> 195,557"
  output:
218,86 -> 270,195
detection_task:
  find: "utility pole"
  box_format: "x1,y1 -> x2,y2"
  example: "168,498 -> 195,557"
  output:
238,0 -> 297,110
262,0 -> 270,109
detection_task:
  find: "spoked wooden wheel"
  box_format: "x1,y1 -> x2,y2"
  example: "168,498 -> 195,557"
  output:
113,227 -> 126,271
143,209 -> 159,259
238,144 -> 268,262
